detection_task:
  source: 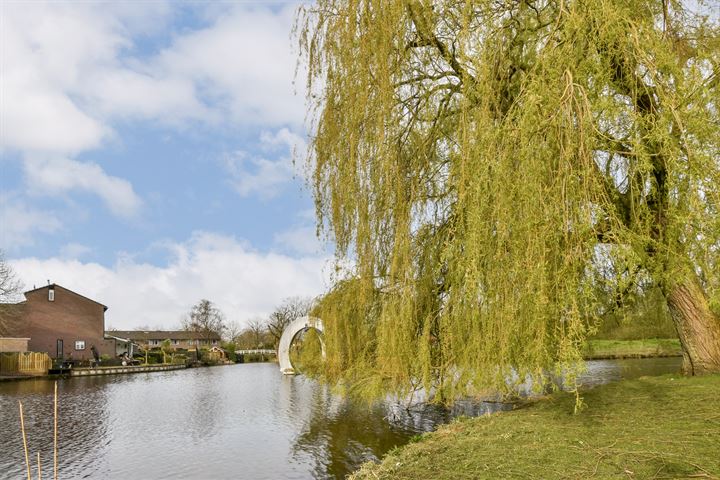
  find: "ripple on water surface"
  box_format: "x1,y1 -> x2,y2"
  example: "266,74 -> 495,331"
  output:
0,358 -> 681,479
1,364 -> 436,479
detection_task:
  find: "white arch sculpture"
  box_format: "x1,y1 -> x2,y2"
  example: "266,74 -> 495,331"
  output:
278,316 -> 324,375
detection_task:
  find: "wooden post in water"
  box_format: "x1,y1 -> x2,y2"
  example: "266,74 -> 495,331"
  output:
19,401 -> 31,480
54,381 -> 58,480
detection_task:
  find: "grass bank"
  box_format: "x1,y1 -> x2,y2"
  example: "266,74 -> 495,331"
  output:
583,338 -> 681,359
352,374 -> 720,479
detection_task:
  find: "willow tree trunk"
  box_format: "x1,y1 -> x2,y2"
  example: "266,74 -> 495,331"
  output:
666,280 -> 720,375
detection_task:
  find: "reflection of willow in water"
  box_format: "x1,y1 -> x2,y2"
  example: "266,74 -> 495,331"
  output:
289,329 -> 407,477
291,384 -> 516,479
291,386 -> 414,479
287,330 -> 519,478
291,359 -> 683,477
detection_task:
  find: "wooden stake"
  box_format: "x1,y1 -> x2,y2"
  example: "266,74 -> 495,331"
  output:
37,452 -> 41,480
19,401 -> 31,480
53,381 -> 58,480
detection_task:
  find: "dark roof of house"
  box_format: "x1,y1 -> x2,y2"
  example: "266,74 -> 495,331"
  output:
24,284 -> 108,311
108,330 -> 222,341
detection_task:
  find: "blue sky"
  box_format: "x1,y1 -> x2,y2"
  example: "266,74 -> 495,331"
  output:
0,1 -> 333,329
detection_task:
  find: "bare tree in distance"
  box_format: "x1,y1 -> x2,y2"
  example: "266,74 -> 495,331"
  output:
223,319 -> 243,343
234,330 -> 254,350
181,299 -> 226,341
0,251 -> 23,302
266,296 -> 315,348
246,317 -> 267,349
0,250 -> 24,335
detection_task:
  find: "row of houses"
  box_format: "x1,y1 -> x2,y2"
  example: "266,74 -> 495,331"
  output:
0,283 -> 220,361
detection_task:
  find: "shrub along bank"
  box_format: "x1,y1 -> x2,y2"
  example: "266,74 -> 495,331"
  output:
351,374 -> 720,479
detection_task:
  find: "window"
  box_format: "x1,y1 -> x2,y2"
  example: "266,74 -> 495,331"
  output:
48,288 -> 55,301
148,340 -> 160,346
172,340 -> 180,346
75,340 -> 85,350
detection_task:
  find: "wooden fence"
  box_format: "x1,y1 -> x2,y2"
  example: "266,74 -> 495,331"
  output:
0,352 -> 52,376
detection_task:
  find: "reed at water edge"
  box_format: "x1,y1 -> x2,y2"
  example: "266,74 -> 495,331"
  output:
18,381 -> 59,480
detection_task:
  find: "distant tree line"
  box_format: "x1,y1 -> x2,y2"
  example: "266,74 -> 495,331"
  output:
180,296 -> 316,353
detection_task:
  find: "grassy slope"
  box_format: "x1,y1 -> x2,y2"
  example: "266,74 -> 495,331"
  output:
352,374 -> 720,480
584,339 -> 681,359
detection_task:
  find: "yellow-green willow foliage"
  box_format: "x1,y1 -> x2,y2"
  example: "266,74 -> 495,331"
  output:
290,328 -> 325,375
299,0 -> 720,401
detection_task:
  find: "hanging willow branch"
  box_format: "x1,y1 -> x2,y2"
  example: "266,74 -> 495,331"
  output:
298,0 -> 720,402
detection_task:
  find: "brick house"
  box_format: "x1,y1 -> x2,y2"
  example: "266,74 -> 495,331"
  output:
5,284 -> 115,360
110,330 -> 221,350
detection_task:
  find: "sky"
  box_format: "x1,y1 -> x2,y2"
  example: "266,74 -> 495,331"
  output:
0,1 -> 336,330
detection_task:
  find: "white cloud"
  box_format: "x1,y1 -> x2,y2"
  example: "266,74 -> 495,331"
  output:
155,4 -> 305,127
272,205 -> 322,255
224,151 -> 294,199
83,69 -> 214,123
1,2 -> 305,155
0,194 -> 62,250
1,2 -> 306,222
59,243 -> 93,260
10,232 -> 331,330
0,2 -> 127,155
24,156 -> 142,218
274,226 -> 321,255
259,128 -> 307,153
1,78 -> 108,155
224,128 -> 306,199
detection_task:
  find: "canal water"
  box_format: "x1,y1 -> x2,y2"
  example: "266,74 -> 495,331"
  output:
0,358 -> 681,479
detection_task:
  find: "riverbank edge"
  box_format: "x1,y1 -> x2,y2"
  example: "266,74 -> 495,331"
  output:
0,374 -> 35,382
69,363 -> 186,376
350,373 -> 720,479
0,359 -> 257,382
0,362 -> 191,382
583,338 -> 681,360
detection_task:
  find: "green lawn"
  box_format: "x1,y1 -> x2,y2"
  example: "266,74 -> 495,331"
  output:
351,374 -> 720,479
583,339 -> 681,359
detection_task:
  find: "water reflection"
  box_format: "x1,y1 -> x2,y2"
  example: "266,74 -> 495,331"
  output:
0,358 -> 682,479
0,376 -> 115,479
290,379 -> 523,479
293,385 -> 410,478
579,357 -> 681,388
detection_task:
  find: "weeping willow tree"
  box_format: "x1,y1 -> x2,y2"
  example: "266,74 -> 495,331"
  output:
298,0 -> 720,402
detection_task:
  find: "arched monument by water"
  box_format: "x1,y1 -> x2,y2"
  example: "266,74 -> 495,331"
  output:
278,316 -> 325,374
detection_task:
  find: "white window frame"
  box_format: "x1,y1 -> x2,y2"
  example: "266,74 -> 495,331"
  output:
74,340 -> 85,350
